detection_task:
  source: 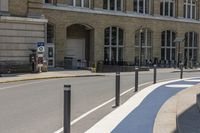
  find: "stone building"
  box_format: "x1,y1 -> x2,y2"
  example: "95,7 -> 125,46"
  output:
0,0 -> 47,72
2,0 -> 200,71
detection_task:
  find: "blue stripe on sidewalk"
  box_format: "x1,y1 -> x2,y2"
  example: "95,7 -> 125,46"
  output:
112,79 -> 200,133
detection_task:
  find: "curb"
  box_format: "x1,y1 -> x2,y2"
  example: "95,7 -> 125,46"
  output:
172,70 -> 200,73
0,74 -> 104,83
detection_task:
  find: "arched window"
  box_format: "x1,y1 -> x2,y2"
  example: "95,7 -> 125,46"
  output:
184,32 -> 198,62
135,28 -> 152,65
47,23 -> 55,43
184,0 -> 196,19
133,0 -> 151,14
104,27 -> 124,63
68,0 -> 91,8
160,0 -> 175,17
103,0 -> 124,11
161,30 -> 176,62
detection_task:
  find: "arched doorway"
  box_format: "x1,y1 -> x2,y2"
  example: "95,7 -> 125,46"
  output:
66,24 -> 94,69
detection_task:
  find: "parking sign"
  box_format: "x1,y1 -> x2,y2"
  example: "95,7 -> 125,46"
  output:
37,42 -> 45,53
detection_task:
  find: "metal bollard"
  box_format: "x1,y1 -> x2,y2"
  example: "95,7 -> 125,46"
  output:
135,67 -> 139,92
64,85 -> 71,133
180,63 -> 183,79
115,72 -> 120,107
153,64 -> 157,84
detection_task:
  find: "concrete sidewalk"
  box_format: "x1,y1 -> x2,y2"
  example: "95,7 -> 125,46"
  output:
0,68 -> 199,83
0,70 -> 103,83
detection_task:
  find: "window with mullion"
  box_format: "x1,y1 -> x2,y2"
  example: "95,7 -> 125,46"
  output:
184,0 -> 196,19
104,27 -> 124,62
161,30 -> 176,61
72,0 -> 91,8
134,0 -> 151,14
160,0 -> 175,17
103,0 -> 123,11
135,28 -> 152,63
184,32 -> 198,61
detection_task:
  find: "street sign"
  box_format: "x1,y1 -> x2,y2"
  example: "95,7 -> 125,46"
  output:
37,42 -> 45,53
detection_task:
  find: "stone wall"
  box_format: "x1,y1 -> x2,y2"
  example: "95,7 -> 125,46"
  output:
0,16 -> 47,73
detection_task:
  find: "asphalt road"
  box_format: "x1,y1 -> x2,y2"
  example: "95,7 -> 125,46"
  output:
0,70 -> 199,133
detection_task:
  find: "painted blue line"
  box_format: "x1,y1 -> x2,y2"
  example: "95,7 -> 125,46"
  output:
112,79 -> 200,133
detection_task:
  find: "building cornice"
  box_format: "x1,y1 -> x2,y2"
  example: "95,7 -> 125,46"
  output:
42,4 -> 200,24
0,16 -> 48,24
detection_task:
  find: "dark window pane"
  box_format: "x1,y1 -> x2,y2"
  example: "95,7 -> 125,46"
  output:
84,0 -> 89,7
194,33 -> 197,47
104,47 -> 110,61
105,28 -> 110,45
111,47 -> 117,61
103,0 -> 108,9
160,2 -> 163,15
187,5 -> 191,18
172,32 -> 176,47
118,48 -> 123,61
117,0 -> 122,11
166,48 -> 170,60
161,31 -> 165,46
110,0 -> 115,10
141,32 -> 145,46
170,2 -> 174,16
147,30 -> 151,46
167,31 -> 170,46
189,32 -> 193,47
184,5 -> 186,18
192,6 -> 196,19
161,48 -> 165,60
165,2 -> 169,16
172,49 -> 175,60
194,49 -> 197,60
139,0 -> 144,13
111,27 -> 117,45
134,0 -> 137,12
145,0 -> 149,14
119,29 -> 123,45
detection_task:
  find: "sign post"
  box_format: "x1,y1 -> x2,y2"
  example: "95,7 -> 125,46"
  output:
37,42 -> 45,73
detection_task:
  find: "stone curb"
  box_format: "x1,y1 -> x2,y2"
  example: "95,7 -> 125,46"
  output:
0,74 -> 104,83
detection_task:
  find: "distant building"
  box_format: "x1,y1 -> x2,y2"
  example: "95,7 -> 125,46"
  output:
1,0 -> 200,72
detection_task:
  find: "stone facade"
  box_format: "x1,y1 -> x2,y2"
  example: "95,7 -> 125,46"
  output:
2,0 -> 200,70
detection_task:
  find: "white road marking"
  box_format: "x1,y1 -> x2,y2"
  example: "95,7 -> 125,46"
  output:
184,79 -> 200,82
85,79 -> 184,133
54,127 -> 63,133
165,84 -> 194,88
54,78 -> 178,133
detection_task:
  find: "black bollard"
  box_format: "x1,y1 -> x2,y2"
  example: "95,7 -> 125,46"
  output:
115,72 -> 120,107
180,63 -> 183,79
135,67 -> 139,92
153,64 -> 157,84
64,85 -> 71,133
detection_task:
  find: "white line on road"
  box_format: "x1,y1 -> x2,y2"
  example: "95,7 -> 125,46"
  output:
54,78 -> 177,133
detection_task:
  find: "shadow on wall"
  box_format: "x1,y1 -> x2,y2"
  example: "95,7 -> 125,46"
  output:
176,104 -> 200,133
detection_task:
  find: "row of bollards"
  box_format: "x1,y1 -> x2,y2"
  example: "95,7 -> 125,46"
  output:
63,64 -> 184,133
